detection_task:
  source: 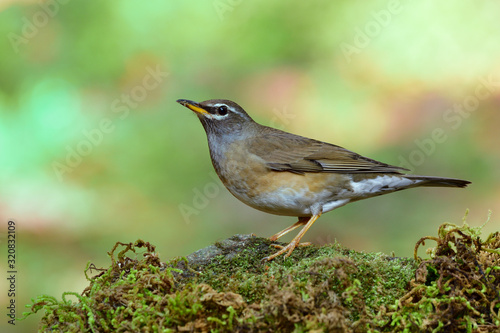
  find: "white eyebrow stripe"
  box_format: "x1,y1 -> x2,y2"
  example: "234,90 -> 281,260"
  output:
212,103 -> 240,115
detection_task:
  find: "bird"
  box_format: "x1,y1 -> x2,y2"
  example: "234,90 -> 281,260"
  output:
176,98 -> 470,261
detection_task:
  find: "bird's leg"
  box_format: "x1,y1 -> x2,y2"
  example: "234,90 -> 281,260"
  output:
264,214 -> 321,261
269,216 -> 309,241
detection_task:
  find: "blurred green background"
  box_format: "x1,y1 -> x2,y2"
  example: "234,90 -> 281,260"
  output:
1,0 -> 499,331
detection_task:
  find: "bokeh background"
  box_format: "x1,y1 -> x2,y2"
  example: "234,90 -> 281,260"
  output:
1,1 -> 499,331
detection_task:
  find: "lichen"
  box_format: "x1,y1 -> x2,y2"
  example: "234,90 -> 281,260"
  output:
23,214 -> 500,332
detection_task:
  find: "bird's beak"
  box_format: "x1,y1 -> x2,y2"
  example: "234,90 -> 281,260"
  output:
176,99 -> 210,115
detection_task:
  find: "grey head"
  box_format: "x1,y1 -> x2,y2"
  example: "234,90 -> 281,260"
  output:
176,99 -> 256,138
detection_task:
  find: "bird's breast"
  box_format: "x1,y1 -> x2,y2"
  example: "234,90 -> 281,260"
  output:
209,141 -> 353,216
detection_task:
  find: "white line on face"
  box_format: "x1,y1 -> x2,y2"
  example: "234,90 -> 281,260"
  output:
204,103 -> 239,120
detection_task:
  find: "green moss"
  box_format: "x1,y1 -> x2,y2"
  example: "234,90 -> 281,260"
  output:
23,214 -> 500,332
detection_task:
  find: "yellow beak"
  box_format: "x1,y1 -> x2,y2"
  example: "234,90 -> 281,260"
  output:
176,99 -> 210,115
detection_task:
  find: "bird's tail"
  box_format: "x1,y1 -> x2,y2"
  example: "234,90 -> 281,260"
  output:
404,175 -> 471,188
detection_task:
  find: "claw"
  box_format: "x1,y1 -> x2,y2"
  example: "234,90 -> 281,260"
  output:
263,214 -> 321,262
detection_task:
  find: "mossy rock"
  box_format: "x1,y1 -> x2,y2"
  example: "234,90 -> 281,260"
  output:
24,217 -> 500,332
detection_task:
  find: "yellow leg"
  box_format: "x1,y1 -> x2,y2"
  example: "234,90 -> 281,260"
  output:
264,214 -> 322,261
269,217 -> 309,241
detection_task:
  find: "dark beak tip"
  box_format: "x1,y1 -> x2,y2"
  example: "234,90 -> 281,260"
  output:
176,99 -> 197,106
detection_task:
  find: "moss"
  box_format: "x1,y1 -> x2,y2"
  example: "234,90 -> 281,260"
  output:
23,214 -> 500,332
388,212 -> 500,332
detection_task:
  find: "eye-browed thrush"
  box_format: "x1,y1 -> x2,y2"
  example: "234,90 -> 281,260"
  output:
177,98 -> 470,261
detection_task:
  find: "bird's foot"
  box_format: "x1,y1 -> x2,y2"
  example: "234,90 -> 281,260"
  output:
262,241 -> 312,262
263,214 -> 321,262
270,242 -> 311,250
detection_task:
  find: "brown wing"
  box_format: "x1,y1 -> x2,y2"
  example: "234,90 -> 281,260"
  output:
247,126 -> 408,174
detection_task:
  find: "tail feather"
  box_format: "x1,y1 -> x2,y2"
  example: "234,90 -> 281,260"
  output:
405,175 -> 471,188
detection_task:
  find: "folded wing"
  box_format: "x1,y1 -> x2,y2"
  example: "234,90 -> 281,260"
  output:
248,127 -> 408,174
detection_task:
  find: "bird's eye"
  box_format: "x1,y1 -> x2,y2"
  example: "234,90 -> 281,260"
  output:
217,105 -> 228,115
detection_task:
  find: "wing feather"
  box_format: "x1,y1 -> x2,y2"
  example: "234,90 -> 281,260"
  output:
247,126 -> 407,174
